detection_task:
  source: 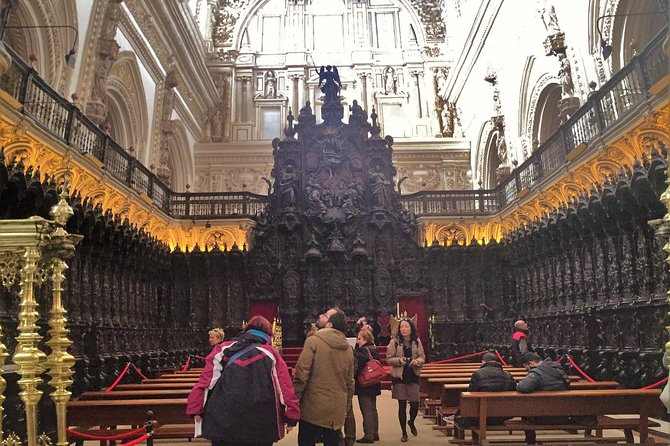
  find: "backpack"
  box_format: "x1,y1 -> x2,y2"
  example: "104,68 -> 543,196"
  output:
202,343 -> 280,443
357,347 -> 387,387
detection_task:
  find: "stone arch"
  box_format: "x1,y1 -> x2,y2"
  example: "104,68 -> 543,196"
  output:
105,51 -> 149,158
529,78 -> 562,146
480,125 -> 503,189
435,224 -> 468,246
3,0 -> 78,93
609,0 -> 666,73
232,0 -> 429,50
166,120 -> 193,192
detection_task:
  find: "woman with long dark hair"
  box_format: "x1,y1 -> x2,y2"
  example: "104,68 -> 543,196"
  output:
386,318 -> 425,442
354,328 -> 381,443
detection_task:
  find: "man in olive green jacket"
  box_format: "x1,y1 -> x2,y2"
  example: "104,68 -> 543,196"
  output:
293,308 -> 355,446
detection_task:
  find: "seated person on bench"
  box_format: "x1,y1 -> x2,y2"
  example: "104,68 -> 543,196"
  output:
517,352 -> 571,444
453,352 -> 517,427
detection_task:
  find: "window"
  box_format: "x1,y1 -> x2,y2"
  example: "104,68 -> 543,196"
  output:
260,107 -> 281,140
376,13 -> 396,49
313,15 -> 344,51
262,16 -> 281,52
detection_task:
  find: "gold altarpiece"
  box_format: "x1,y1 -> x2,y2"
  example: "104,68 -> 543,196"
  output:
0,186 -> 81,446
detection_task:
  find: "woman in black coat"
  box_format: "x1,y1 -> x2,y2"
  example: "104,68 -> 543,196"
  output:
354,328 -> 382,443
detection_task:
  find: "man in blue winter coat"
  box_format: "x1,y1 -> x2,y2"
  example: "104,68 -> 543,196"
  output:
517,352 -> 571,444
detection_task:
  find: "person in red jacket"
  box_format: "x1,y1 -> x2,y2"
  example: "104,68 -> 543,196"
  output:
511,320 -> 532,367
186,316 -> 300,446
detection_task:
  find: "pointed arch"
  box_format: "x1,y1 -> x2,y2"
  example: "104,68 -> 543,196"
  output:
167,120 -> 194,192
105,51 -> 149,159
3,0 -> 78,93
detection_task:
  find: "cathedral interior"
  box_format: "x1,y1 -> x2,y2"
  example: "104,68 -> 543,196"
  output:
0,0 -> 667,441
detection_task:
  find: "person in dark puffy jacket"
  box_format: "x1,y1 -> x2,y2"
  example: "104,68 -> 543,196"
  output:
517,352 -> 571,444
517,352 -> 570,393
354,328 -> 382,443
453,352 -> 517,427
186,316 -> 300,446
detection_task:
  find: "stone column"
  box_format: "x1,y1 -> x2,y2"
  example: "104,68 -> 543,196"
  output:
291,74 -> 299,112
237,75 -> 254,122
235,75 -> 244,123
86,0 -> 123,125
411,71 -> 423,118
358,72 -> 370,111
298,75 -> 306,110
156,65 -> 180,186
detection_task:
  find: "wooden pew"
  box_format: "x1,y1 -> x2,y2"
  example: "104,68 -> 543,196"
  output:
434,381 -> 622,432
115,383 -> 195,390
78,389 -> 191,400
141,377 -> 198,384
68,398 -> 191,425
456,389 -> 664,445
67,398 -> 193,444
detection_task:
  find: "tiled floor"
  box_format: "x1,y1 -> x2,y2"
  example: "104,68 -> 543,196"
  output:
82,390 -> 669,445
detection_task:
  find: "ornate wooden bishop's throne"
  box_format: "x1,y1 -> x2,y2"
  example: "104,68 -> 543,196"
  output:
248,66 -> 422,346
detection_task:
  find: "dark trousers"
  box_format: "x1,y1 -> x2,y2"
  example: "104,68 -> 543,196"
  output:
343,402 -> 356,445
358,394 -> 379,440
299,420 -> 340,446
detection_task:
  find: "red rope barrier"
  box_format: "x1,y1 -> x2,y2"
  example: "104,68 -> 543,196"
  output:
566,356 -> 596,382
181,355 -> 192,371
106,362 -> 131,392
121,433 -> 150,446
495,350 -> 508,366
556,355 -> 564,363
195,355 -> 207,360
67,426 -> 146,440
131,363 -> 148,380
642,376 -> 668,389
429,350 -> 488,364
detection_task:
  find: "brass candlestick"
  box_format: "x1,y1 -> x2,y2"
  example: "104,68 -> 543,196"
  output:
44,185 -> 80,446
0,319 -> 8,441
13,244 -> 47,446
44,259 -> 74,446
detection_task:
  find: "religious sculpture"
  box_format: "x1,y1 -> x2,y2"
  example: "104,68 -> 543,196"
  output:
541,3 -> 561,34
441,102 -> 455,137
279,163 -> 298,208
383,67 -> 397,94
349,99 -> 367,125
318,65 -> 341,102
434,67 -> 448,98
92,55 -> 114,101
558,53 -> 575,98
369,165 -> 391,208
264,71 -> 277,98
210,109 -> 223,141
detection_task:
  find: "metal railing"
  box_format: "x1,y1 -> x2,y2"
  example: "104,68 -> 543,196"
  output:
0,27 -> 666,219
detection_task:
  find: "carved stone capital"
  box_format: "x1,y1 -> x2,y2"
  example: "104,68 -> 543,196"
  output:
543,32 -> 566,56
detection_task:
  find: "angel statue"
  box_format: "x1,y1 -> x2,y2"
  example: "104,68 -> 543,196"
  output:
389,311 -> 419,338
317,65 -> 341,102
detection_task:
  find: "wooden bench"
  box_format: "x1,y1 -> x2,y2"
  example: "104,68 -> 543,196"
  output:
78,389 -> 192,400
456,389 -> 664,445
115,383 -> 195,390
68,398 -> 193,445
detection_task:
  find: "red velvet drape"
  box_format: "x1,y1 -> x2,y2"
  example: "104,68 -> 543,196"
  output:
399,296 -> 429,355
248,301 -> 278,323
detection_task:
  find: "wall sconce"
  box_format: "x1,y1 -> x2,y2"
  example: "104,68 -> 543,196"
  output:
4,25 -> 78,68
596,10 -> 666,60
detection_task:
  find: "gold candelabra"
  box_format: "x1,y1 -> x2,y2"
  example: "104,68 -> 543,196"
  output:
272,317 -> 283,353
0,182 -> 81,446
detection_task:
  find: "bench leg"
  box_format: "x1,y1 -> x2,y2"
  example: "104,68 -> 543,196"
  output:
624,429 -> 634,444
